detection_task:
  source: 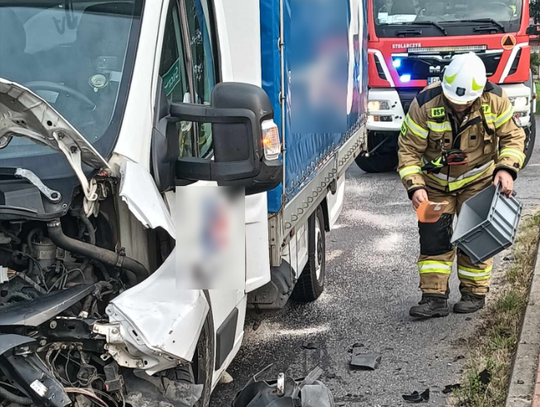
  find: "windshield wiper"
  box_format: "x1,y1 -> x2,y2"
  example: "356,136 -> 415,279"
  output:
444,18 -> 506,32
395,21 -> 448,36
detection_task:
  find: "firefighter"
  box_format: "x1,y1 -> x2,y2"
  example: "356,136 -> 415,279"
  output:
398,52 -> 526,318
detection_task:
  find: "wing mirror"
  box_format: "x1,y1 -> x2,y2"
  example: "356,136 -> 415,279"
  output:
526,25 -> 540,35
172,82 -> 282,195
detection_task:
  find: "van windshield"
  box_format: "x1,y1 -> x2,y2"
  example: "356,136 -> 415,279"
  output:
0,1 -> 142,176
373,0 -> 522,37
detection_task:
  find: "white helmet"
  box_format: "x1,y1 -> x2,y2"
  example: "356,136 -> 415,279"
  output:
442,52 -> 487,105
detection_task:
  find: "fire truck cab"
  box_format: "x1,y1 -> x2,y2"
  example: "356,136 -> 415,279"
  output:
359,0 -> 536,173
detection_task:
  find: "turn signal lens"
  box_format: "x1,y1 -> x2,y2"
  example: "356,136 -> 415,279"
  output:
262,120 -> 281,161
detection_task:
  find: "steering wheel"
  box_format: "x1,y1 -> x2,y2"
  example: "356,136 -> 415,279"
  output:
24,81 -> 96,111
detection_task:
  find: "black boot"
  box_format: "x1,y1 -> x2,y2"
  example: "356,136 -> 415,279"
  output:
409,295 -> 450,319
453,293 -> 485,314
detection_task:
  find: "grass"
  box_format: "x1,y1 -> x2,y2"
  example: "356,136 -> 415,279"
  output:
452,212 -> 540,407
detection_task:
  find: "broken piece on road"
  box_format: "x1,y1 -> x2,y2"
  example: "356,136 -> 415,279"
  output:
442,384 -> 461,394
350,350 -> 382,370
402,388 -> 430,403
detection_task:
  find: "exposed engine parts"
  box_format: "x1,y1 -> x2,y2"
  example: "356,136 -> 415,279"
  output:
0,203 -> 184,407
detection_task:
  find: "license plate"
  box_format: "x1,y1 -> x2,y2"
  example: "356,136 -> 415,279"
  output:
428,77 -> 441,85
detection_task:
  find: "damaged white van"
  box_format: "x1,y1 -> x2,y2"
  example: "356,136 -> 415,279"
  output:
0,0 -> 367,406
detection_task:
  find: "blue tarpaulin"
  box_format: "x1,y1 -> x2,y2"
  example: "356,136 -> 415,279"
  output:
262,0 -> 368,213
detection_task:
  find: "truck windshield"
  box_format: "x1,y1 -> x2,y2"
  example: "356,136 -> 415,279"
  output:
0,1 -> 142,177
373,0 -> 522,37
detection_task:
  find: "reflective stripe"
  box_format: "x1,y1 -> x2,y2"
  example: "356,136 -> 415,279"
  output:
495,106 -> 514,128
458,266 -> 492,281
426,121 -> 452,132
499,148 -> 525,166
421,159 -> 493,186
485,114 -> 497,124
405,114 -> 429,139
448,163 -> 493,191
399,166 -> 422,179
418,261 -> 453,275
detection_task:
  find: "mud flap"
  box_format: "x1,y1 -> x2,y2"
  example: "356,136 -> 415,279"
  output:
247,260 -> 294,310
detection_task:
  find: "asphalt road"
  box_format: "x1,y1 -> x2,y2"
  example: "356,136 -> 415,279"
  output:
210,118 -> 540,407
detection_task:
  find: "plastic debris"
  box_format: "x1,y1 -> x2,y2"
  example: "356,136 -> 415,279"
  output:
402,389 -> 430,403
479,369 -> 491,385
232,366 -> 335,407
219,371 -> 234,384
302,341 -> 319,350
350,350 -> 382,370
442,384 -> 461,394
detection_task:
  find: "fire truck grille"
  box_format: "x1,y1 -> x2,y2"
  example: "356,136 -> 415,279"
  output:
393,51 -> 503,81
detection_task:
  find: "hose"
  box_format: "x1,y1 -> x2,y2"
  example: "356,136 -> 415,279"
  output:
89,259 -> 111,281
72,211 -> 96,275
47,220 -> 148,284
15,272 -> 46,295
0,385 -> 33,405
73,212 -> 96,245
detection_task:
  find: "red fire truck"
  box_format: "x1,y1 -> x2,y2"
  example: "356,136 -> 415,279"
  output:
358,0 -> 537,173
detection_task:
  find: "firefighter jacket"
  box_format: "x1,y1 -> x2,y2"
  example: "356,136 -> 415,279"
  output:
398,82 -> 526,197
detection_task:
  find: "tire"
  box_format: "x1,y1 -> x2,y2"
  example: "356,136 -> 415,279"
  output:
524,117 -> 536,168
291,206 -> 326,302
168,304 -> 214,407
355,151 -> 398,173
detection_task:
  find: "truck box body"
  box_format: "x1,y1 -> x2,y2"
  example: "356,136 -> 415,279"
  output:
261,0 -> 369,213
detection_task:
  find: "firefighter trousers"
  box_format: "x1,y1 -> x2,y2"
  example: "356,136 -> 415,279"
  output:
418,177 -> 493,297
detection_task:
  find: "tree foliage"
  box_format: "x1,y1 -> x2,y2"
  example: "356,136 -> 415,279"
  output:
532,0 -> 540,23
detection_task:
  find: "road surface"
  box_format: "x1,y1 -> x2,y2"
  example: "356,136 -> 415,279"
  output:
210,118 -> 540,406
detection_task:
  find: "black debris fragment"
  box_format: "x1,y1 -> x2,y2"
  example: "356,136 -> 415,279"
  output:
350,350 -> 381,370
402,388 -> 429,403
302,341 -> 319,350
479,369 -> 491,386
442,384 -> 461,394
420,389 -> 430,401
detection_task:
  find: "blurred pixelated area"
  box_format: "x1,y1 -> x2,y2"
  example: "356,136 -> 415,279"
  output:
176,185 -> 245,290
291,0 -> 352,134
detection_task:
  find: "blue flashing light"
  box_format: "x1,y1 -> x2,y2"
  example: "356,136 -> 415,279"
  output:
393,58 -> 402,68
400,74 -> 411,83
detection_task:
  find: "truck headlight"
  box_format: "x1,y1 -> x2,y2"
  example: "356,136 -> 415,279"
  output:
368,100 -> 391,111
261,120 -> 281,161
511,97 -> 528,108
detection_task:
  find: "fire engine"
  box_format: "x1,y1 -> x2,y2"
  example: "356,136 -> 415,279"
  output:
359,0 -> 537,173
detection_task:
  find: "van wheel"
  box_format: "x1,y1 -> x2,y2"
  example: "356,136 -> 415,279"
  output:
292,206 -> 326,302
168,303 -> 214,406
524,117 -> 536,168
355,151 -> 398,173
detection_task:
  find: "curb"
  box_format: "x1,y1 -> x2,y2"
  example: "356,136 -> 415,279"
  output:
506,232 -> 540,407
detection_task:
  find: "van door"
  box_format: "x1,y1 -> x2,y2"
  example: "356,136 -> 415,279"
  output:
155,0 -> 247,384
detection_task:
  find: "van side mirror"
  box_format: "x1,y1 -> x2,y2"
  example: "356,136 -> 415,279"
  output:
172,82 -> 282,195
526,25 -> 540,35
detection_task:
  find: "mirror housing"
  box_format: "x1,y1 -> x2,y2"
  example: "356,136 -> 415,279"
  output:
526,25 -> 540,35
151,78 -> 180,193
173,82 -> 282,195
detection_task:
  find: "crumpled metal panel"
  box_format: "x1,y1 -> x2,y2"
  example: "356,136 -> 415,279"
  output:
108,248 -> 209,375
